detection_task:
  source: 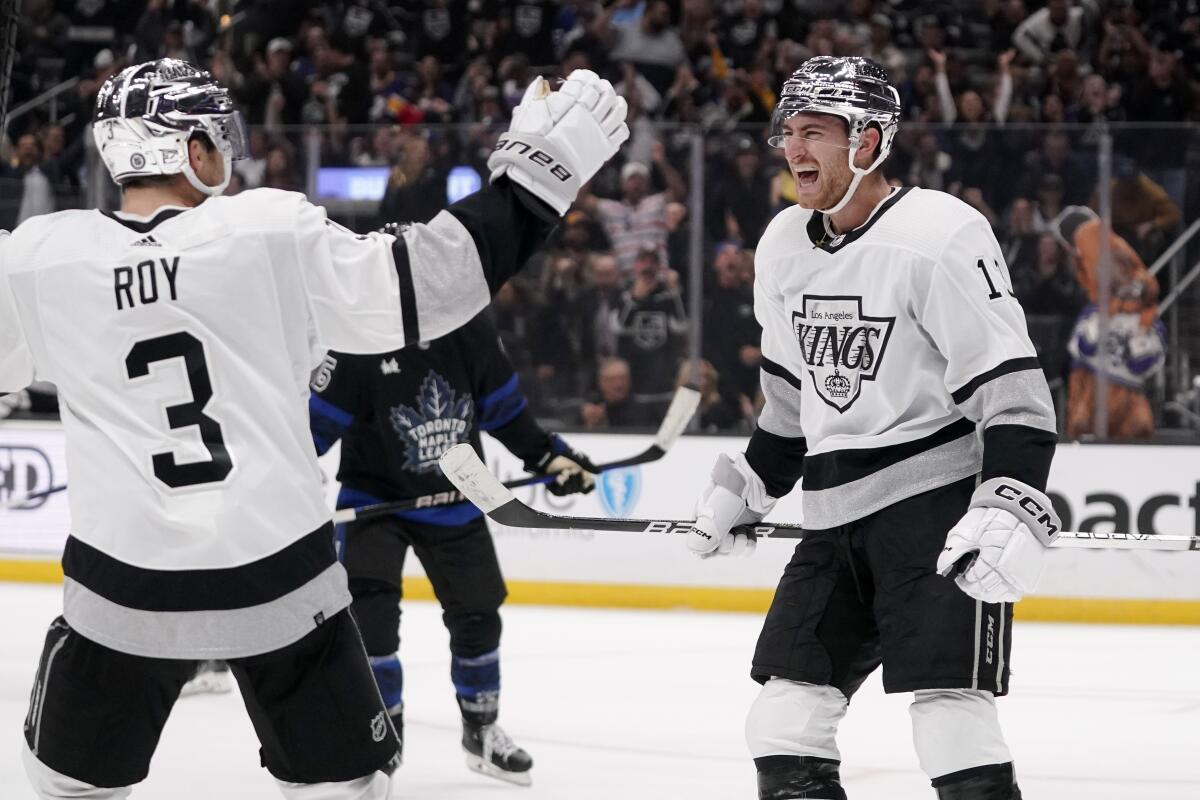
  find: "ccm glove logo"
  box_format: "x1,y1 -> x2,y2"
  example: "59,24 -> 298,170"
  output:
971,477 -> 1062,546
493,136 -> 574,182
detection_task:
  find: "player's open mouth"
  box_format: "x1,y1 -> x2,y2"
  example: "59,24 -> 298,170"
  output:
794,168 -> 819,187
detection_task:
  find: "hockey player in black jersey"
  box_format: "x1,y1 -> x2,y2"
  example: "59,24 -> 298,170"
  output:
309,310 -> 597,786
3,59 -> 626,800
685,58 -> 1058,800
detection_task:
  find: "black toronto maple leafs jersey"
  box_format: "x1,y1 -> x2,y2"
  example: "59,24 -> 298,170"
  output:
745,187 -> 1057,530
310,311 -> 555,526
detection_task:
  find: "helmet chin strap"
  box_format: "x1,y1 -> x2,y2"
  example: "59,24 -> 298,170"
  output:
818,140 -> 888,217
180,151 -> 231,197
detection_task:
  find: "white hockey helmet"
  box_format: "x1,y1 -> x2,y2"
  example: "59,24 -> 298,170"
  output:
92,58 -> 248,196
768,56 -> 901,215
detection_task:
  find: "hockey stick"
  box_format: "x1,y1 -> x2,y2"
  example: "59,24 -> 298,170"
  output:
331,385 -> 702,524
0,483 -> 67,511
438,443 -> 1200,552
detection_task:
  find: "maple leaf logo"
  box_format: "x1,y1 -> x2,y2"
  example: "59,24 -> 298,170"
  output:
389,371 -> 474,473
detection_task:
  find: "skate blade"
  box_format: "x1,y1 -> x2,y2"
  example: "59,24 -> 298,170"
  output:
465,754 -> 532,787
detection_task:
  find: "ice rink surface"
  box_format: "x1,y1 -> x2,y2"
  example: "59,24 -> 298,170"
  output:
1,582 -> 1197,799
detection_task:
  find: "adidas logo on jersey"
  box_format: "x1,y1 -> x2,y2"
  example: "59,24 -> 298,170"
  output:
131,235 -> 162,247
380,358 -> 400,375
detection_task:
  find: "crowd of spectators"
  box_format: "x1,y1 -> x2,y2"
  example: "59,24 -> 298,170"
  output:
5,0 -> 1200,432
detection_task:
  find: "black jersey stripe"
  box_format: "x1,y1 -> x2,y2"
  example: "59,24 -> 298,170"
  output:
62,523 -> 337,612
802,417 -> 976,490
390,238 -> 421,345
100,208 -> 187,233
806,187 -> 912,253
950,357 -> 1043,405
760,357 -> 806,394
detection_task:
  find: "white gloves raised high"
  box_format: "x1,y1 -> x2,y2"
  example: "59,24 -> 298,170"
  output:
487,69 -> 629,216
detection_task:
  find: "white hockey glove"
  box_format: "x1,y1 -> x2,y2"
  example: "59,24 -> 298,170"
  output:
0,390 -> 31,420
487,69 -> 629,216
687,453 -> 777,559
937,478 -> 1062,603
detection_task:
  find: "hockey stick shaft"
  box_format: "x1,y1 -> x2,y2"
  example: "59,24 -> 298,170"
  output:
332,385 -> 701,524
438,444 -> 1200,552
0,483 -> 67,510
0,0 -> 17,135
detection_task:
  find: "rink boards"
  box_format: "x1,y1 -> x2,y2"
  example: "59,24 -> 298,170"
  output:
2,420 -> 1198,625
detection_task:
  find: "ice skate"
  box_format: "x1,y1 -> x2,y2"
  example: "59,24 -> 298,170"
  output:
462,721 -> 533,786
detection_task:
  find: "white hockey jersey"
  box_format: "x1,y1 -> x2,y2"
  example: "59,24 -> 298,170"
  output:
0,184 -> 551,658
750,187 -> 1056,530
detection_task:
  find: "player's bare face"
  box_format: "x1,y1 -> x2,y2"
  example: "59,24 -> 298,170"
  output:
780,114 -> 852,210
190,139 -> 226,191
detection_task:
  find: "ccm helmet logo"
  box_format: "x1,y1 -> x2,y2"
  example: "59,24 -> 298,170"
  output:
493,136 -> 573,182
995,482 -> 1060,537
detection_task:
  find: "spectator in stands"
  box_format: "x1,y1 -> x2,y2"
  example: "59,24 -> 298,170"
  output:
1031,173 -> 1066,232
307,38 -> 371,125
1012,0 -> 1094,64
985,0 -> 1029,57
260,144 -> 303,193
676,359 -> 748,432
863,14 -> 907,83
1021,233 -> 1085,318
237,38 -> 310,127
615,248 -> 688,413
1,133 -> 55,229
580,358 -> 657,429
1023,129 -> 1092,206
596,0 -> 687,95
1090,157 -> 1181,263
720,0 -> 778,71
367,43 -> 421,125
1120,47 -> 1190,211
907,131 -> 952,192
700,72 -> 772,132
1003,198 -> 1042,297
411,55 -> 455,124
701,242 -> 760,410
586,144 -> 685,274
1070,73 -> 1126,150
709,135 -> 772,248
415,0 -> 471,76
379,134 -> 446,225
1096,5 -> 1151,87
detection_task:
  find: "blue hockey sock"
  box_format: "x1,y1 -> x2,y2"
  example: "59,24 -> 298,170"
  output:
452,649 -> 500,725
369,653 -> 403,715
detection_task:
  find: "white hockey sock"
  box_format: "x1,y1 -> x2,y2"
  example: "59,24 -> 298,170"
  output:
910,689 -> 1013,780
275,771 -> 392,800
745,678 -> 848,761
22,742 -> 132,800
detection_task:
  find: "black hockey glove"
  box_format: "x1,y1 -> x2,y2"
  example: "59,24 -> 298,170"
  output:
528,434 -> 598,496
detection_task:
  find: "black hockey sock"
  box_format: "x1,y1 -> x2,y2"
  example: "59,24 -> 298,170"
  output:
931,762 -> 1022,800
754,755 -> 848,800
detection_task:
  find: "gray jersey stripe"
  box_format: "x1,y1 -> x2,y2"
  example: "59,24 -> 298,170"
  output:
62,563 -> 352,660
800,433 -> 980,529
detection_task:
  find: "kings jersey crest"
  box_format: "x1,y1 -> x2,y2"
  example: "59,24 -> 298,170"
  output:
792,295 -> 894,412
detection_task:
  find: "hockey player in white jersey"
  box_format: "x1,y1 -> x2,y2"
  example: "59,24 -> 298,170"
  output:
0,58 -> 627,800
686,57 -> 1058,799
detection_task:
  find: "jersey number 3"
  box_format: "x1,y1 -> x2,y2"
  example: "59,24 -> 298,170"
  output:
126,332 -> 233,488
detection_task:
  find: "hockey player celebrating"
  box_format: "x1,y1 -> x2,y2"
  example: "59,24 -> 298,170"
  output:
309,310 -> 597,786
685,57 -> 1058,799
0,58 -> 626,800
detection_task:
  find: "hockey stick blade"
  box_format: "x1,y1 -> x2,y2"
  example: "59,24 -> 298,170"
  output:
332,385 -> 702,524
439,444 -> 1200,551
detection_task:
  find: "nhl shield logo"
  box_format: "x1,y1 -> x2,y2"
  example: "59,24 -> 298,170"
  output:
370,711 -> 387,743
597,467 -> 641,518
792,295 -> 894,413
